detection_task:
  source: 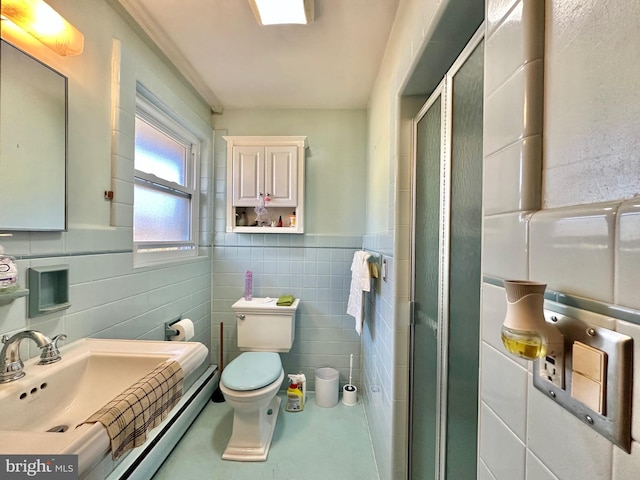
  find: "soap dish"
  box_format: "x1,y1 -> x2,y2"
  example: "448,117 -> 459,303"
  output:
28,265 -> 70,317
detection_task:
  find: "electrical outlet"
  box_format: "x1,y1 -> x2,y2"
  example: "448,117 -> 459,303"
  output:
540,347 -> 565,389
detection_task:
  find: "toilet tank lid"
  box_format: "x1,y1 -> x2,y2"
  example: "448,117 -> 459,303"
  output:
232,297 -> 299,312
221,352 -> 282,391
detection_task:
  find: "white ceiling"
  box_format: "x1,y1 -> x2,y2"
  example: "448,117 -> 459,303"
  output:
118,0 -> 400,112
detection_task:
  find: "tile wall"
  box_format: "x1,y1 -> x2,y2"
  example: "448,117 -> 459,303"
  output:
0,31 -> 213,362
0,232 -> 212,361
210,131 -> 365,392
543,0 -> 640,209
481,199 -> 640,480
364,0 -> 474,477
480,1 -> 640,479
363,232 -> 396,479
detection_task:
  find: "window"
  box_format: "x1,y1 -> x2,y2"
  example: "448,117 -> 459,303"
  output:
133,92 -> 200,266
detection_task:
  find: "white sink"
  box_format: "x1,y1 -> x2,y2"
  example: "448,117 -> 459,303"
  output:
0,338 -> 208,475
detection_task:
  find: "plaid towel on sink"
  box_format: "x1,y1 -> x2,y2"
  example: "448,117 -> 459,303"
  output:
83,360 -> 184,460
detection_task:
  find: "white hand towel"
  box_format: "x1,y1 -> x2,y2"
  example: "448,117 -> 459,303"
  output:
347,250 -> 372,335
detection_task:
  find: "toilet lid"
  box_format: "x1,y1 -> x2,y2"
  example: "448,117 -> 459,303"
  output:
221,352 -> 282,391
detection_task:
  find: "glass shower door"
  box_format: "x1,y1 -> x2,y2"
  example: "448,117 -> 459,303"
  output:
444,37 -> 484,480
409,31 -> 484,480
410,86 -> 444,480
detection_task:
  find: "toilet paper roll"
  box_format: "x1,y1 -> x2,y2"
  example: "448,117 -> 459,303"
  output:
170,319 -> 194,341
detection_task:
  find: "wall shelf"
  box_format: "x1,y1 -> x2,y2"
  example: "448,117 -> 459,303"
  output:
0,288 -> 29,307
231,226 -> 301,234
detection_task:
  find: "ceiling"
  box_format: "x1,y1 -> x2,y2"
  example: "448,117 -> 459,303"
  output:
118,0 -> 400,112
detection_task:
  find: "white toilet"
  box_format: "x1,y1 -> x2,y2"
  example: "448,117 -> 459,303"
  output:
219,296 -> 299,461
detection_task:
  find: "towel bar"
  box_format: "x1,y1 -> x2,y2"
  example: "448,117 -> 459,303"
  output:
364,251 -> 381,279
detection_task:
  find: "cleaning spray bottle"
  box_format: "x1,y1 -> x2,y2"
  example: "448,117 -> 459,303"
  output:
285,373 -> 306,412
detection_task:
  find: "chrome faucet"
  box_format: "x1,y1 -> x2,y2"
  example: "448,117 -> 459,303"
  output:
0,330 -> 67,383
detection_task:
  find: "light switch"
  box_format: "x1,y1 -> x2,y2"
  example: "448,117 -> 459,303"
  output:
573,341 -> 606,382
572,372 -> 603,413
571,341 -> 607,414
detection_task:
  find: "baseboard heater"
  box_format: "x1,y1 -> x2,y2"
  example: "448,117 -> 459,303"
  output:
106,365 -> 218,480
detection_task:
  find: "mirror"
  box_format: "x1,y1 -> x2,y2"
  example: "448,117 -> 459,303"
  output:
0,39 -> 67,231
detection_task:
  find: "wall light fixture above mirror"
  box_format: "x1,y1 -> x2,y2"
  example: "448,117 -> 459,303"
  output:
1,0 -> 84,56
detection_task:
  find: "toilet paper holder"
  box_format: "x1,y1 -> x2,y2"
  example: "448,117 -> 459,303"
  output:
164,317 -> 182,340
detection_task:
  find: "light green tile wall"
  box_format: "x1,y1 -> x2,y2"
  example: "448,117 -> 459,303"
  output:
210,110 -> 369,391
212,109 -> 367,235
364,1 -> 448,478
0,0 -> 212,360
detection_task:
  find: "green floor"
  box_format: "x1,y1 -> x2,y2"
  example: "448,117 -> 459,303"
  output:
152,392 -> 379,480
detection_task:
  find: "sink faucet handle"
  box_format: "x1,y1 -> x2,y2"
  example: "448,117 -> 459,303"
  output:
38,333 -> 66,365
1,335 -> 8,344
52,334 -> 67,348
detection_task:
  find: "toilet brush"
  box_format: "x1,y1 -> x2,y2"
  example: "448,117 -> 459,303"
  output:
211,322 -> 225,403
343,353 -> 357,406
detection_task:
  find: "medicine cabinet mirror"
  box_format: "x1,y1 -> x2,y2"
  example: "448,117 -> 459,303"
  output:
0,39 -> 67,231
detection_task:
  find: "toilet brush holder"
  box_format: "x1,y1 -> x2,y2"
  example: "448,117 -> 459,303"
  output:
342,384 -> 357,406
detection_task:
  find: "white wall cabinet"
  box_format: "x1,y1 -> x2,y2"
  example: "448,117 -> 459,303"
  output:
231,144 -> 298,207
225,136 -> 306,233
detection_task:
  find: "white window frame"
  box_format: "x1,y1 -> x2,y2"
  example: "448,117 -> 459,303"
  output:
133,92 -> 200,267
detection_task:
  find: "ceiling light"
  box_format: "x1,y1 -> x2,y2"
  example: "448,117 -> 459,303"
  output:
249,0 -> 314,26
1,0 -> 84,56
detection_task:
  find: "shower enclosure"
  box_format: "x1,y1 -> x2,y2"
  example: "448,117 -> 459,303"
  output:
409,30 -> 484,480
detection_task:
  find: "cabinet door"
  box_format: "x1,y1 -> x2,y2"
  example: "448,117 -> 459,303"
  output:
232,146 -> 264,206
265,145 -> 297,206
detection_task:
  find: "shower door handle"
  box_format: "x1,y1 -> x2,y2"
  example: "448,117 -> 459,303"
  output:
409,301 -> 415,326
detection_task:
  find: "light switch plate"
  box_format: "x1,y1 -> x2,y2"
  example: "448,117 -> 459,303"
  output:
533,307 -> 633,452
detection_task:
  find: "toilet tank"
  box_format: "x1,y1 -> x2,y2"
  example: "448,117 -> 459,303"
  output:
231,297 -> 299,352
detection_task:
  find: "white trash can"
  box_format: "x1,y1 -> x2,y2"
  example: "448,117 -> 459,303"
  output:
315,367 -> 339,407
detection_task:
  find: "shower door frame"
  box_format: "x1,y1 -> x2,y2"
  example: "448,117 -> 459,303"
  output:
408,25 -> 484,480
409,80 -> 448,480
